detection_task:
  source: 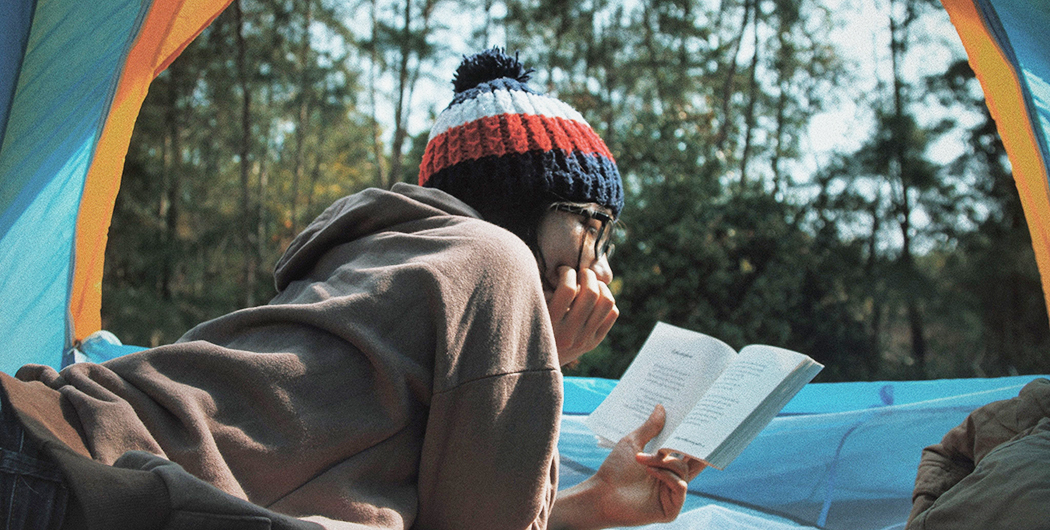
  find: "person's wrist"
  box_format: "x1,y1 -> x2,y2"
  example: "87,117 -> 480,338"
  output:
549,477 -> 613,530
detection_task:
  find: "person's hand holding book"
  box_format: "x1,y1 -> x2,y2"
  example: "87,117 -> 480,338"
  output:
549,404 -> 705,529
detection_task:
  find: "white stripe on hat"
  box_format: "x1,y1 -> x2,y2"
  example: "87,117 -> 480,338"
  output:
427,88 -> 591,141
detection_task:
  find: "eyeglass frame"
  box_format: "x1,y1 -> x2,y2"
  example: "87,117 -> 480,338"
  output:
548,203 -> 618,264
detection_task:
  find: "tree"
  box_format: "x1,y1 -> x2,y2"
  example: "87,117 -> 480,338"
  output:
360,0 -> 444,188
927,59 -> 1050,376
104,0 -> 373,346
502,0 -> 852,379
812,0 -> 969,378
102,0 -> 1049,382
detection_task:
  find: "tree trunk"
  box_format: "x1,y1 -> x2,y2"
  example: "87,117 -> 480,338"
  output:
367,0 -> 386,188
387,0 -> 413,186
770,12 -> 790,196
739,0 -> 760,191
389,0 -> 437,186
866,191 -> 884,377
233,0 -> 257,307
291,0 -> 313,234
889,0 -> 926,375
713,0 -> 752,151
160,68 -> 182,302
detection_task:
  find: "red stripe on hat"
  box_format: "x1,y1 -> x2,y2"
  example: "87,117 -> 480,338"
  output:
420,113 -> 613,184
521,114 -> 553,151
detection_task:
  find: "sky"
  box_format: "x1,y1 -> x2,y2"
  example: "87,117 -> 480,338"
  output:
806,0 -> 976,163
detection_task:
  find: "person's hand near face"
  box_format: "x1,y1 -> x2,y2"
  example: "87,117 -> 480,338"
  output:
545,266 -> 618,365
536,203 -> 620,366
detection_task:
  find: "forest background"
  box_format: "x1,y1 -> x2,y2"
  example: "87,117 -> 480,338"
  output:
101,0 -> 1050,382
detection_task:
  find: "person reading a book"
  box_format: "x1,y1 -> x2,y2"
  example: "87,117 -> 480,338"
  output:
0,48 -> 703,530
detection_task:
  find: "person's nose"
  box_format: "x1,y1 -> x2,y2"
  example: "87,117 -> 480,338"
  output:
589,253 -> 613,285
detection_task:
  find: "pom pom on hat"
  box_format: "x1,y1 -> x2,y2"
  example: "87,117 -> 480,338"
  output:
452,48 -> 534,93
419,48 -> 623,239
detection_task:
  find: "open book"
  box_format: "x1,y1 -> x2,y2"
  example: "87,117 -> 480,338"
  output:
586,322 -> 823,470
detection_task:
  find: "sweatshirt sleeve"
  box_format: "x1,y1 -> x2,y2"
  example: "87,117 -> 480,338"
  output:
413,220 -> 562,530
415,372 -> 561,529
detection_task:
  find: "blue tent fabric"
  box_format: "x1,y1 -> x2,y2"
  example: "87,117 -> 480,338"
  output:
66,340 -> 1049,529
60,342 -> 1044,529
0,0 -> 156,374
560,375 -> 1048,530
0,0 -> 34,145
981,0 -> 1050,166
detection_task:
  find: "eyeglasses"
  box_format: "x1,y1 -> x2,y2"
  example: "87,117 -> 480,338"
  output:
550,203 -> 618,261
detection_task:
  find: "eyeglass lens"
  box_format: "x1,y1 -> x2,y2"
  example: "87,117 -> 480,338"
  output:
594,222 -> 613,259
552,204 -> 617,260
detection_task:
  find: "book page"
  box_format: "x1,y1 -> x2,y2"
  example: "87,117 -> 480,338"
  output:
586,322 -> 736,451
664,345 -> 808,465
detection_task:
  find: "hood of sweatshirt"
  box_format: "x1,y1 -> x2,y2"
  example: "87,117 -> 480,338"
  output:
273,183 -> 481,292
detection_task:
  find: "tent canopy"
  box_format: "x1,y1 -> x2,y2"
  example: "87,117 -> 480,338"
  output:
0,0 -> 231,374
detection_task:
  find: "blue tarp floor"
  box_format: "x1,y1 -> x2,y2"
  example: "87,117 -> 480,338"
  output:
77,331 -> 1047,530
560,374 -> 1048,530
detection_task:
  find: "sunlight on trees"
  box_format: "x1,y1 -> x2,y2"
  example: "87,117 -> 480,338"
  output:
103,0 -> 1050,381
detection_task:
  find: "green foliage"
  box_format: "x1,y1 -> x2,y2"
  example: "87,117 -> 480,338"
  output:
103,0 -> 375,346
573,183 -> 877,382
102,0 -> 1048,381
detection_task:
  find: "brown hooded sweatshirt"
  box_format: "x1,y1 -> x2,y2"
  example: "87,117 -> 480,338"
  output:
2,183 -> 562,530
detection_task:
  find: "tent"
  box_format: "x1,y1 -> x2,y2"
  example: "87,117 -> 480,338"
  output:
0,0 -> 1047,528
0,0 -> 233,374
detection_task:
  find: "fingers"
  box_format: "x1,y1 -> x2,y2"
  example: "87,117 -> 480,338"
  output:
563,268 -> 599,340
631,406 -> 707,485
546,266 -> 618,361
636,450 -> 705,482
567,269 -> 618,352
636,451 -> 692,522
547,266 -> 578,317
685,457 -> 707,480
626,404 -> 667,449
583,280 -> 619,345
642,464 -> 689,493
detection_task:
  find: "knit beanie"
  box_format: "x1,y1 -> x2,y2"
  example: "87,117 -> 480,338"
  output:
419,48 -> 623,242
